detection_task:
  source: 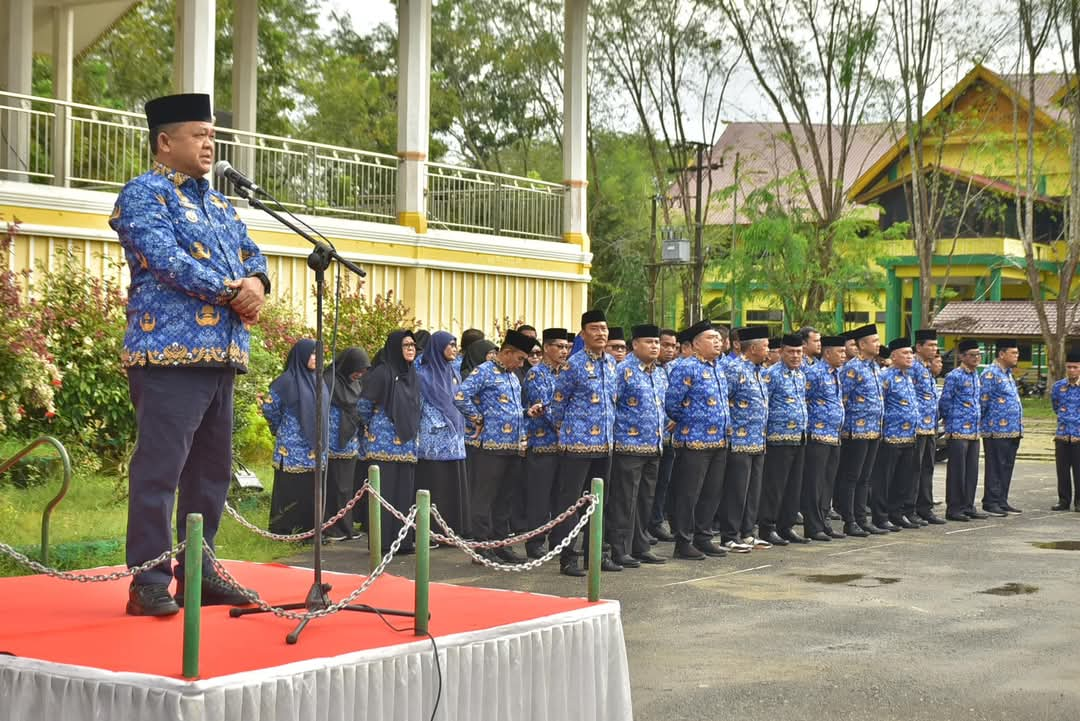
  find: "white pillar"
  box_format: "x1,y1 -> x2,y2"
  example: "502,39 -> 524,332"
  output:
395,0 -> 431,233
52,6 -> 75,187
175,0 -> 217,99
562,0 -> 589,253
2,0 -> 33,181
231,0 -> 258,176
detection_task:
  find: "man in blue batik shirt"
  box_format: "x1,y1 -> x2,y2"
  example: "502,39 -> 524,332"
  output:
801,335 -> 847,540
980,339 -> 1024,516
1051,348 -> 1080,511
111,93 -> 269,616
870,338 -> 921,531
939,339 -> 984,521
759,334 -> 809,546
909,329 -> 946,525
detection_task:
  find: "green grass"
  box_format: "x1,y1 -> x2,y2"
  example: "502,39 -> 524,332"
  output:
0,438 -> 304,578
1022,396 -> 1055,420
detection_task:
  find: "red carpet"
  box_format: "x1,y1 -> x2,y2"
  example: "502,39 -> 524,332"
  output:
0,561 -> 596,680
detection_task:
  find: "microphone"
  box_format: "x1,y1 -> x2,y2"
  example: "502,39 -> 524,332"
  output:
214,160 -> 262,194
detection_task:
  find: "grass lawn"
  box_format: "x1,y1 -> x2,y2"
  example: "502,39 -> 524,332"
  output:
0,438 -> 305,578
1022,396 -> 1055,420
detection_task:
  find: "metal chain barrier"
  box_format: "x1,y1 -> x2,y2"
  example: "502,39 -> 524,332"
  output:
202,505 -> 418,622
429,494 -> 598,572
223,481 -> 372,543
0,540 -> 184,583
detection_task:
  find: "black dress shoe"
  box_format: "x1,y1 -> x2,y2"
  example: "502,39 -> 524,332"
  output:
633,551 -> 668,564
780,529 -> 810,544
945,513 -> 970,522
966,510 -> 990,520
1051,502 -> 1070,511
525,544 -> 546,560
911,515 -> 929,527
828,510 -> 842,520
693,540 -> 728,557
494,546 -> 527,564
598,557 -> 623,572
762,530 -> 790,546
844,523 -> 869,537
808,531 -> 832,542
921,513 -> 947,525
982,506 -> 1008,518
128,582 -> 180,616
892,516 -> 920,530
176,573 -> 257,608
472,548 -> 497,565
826,527 -> 847,539
673,543 -> 706,560
646,532 -> 659,546
862,524 -> 890,535
615,554 -> 641,568
879,520 -> 901,532
649,524 -> 675,542
560,559 -> 587,577
1002,504 -> 1022,513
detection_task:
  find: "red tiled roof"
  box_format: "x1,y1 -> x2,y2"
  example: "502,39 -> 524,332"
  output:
932,301 -> 1080,337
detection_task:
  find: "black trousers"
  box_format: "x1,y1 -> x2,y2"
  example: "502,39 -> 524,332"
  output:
550,455 -> 610,560
377,460 -> 417,552
632,455 -> 661,555
524,451 -> 560,550
945,438 -> 979,515
759,443 -> 805,534
609,453 -> 660,558
802,441 -> 840,535
720,451 -> 762,542
650,443 -> 676,527
468,451 -> 521,540
670,447 -> 728,547
127,366 -> 234,586
869,442 -> 916,524
1055,440 -> 1080,506
325,457 -> 357,536
835,437 -> 879,525
909,434 -> 936,518
982,437 -> 1020,509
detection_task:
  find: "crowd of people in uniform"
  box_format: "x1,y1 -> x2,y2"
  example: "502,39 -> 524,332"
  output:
262,310 -> 1080,578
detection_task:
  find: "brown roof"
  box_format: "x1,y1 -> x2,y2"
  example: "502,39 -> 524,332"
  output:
670,122 -> 896,226
932,301 -> 1080,338
1000,72 -> 1070,123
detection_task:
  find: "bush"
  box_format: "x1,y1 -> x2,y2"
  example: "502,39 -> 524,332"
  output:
325,278 -> 418,356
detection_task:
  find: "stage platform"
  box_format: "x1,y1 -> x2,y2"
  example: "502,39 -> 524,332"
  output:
0,561 -> 632,721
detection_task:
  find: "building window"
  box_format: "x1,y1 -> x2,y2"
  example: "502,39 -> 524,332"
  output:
843,311 -> 870,323
746,310 -> 783,322
875,312 -> 887,324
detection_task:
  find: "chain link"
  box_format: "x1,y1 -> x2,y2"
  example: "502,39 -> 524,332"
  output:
223,482 -> 372,543
203,505 -> 418,622
0,541 -> 185,583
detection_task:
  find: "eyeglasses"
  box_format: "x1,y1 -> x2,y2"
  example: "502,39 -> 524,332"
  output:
401,341 -> 417,348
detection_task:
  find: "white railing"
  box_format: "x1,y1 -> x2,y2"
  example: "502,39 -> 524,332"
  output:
0,91 -> 567,241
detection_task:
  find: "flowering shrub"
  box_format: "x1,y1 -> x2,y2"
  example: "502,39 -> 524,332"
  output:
325,279 -> 418,358
0,220 -> 61,435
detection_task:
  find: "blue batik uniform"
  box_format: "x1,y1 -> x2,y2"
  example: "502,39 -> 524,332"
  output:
805,362 -> 844,445
723,357 -> 768,454
417,400 -> 467,461
939,367 -> 981,440
1052,379 -> 1080,441
665,356 -> 730,450
328,404 -> 361,459
880,367 -> 919,445
614,358 -> 670,455
911,358 -> 938,437
840,357 -> 884,439
980,364 -> 1023,438
523,362 -> 562,454
110,162 -> 268,371
358,399 -> 418,463
454,360 -> 526,454
763,363 -> 807,444
262,389 -> 321,472
549,350 -> 617,456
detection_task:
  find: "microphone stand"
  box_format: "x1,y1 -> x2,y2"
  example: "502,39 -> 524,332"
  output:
227,185 -> 416,644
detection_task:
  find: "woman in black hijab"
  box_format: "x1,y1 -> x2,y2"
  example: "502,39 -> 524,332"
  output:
323,347 -> 370,541
358,330 -> 423,552
460,339 -> 497,378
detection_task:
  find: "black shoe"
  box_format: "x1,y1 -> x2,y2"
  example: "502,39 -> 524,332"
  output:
878,520 -> 901,532
920,513 -> 947,525
693,540 -> 728,557
862,524 -> 889,535
826,528 -> 847,539
828,510 -> 842,520
893,516 -> 920,530
844,523 -> 869,538
127,582 -> 180,616
633,551 -> 668,564
762,530 -> 790,546
615,554 -> 641,568
322,529 -> 348,544
673,543 -> 707,560
779,529 -> 810,544
983,506 -> 1008,518
560,559 -> 586,577
494,546 -> 527,564
472,549 -> 497,565
795,512 -> 804,524
525,544 -> 546,560
1051,502 -> 1070,511
597,556 -> 623,572
911,515 -> 929,527
649,524 -> 675,542
808,531 -> 832,542
1002,504 -> 1022,513
945,513 -> 970,522
645,531 -> 658,546
176,573 -> 257,608
966,510 -> 990,520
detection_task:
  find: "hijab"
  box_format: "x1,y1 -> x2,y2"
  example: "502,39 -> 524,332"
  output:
324,347 -> 370,447
413,329 -> 431,355
416,331 -> 464,435
461,339 -> 497,378
269,338 -> 329,449
360,329 -> 422,442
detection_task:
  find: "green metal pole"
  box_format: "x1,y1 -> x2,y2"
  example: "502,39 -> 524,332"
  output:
588,478 -> 604,602
415,489 -> 431,636
368,465 -> 382,572
182,513 -> 203,680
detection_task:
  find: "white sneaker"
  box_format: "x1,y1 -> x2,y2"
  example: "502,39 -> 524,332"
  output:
723,539 -> 752,553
